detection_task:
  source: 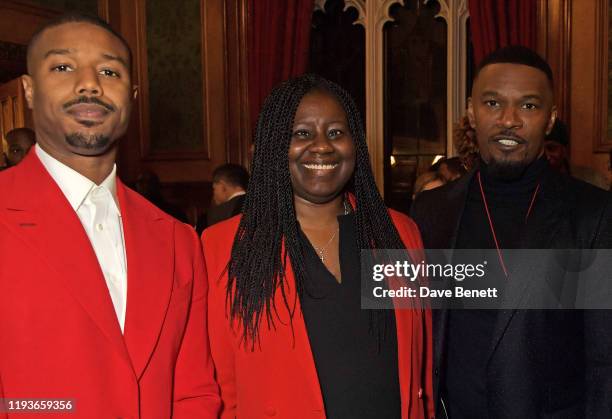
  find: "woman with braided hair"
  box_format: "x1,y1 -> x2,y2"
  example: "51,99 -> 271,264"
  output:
202,74 -> 433,418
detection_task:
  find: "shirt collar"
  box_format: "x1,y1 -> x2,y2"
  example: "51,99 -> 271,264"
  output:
35,144 -> 120,212
227,190 -> 246,201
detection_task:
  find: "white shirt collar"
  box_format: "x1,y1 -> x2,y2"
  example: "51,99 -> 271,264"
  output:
227,190 -> 246,201
35,144 -> 120,213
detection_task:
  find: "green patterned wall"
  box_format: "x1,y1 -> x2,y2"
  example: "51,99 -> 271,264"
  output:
146,0 -> 204,152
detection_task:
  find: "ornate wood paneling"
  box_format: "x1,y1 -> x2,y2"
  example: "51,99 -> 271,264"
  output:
100,0 -> 251,221
592,0 -> 609,152
225,0 -> 251,167
537,0 -> 571,122
0,0 -> 60,45
109,0 -> 235,185
562,0 -> 610,187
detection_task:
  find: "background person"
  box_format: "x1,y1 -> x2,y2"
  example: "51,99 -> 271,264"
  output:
453,114 -> 479,171
437,157 -> 467,183
544,119 -> 570,174
5,127 -> 36,167
412,171 -> 445,200
199,163 -> 248,231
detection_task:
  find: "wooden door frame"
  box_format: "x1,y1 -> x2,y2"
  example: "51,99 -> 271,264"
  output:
103,0 -> 251,184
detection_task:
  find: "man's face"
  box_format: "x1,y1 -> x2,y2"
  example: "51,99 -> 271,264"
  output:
22,22 -> 133,159
544,140 -> 567,169
438,162 -> 460,182
6,134 -> 34,166
467,63 -> 556,179
212,180 -> 228,205
288,90 -> 356,204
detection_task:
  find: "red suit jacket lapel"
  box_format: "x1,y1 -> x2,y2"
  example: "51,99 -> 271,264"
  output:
118,181 -> 174,380
3,152 -> 131,368
4,152 -> 178,380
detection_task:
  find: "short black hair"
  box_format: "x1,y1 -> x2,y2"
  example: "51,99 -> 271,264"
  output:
474,45 -> 553,87
6,127 -> 36,144
212,163 -> 249,190
546,119 -> 569,146
27,12 -> 132,73
438,157 -> 467,176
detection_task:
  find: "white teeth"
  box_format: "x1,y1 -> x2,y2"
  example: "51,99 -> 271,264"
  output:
498,139 -> 519,146
303,163 -> 338,170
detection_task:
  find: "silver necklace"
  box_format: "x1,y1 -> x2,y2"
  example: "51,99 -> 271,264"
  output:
313,227 -> 339,263
310,197 -> 350,263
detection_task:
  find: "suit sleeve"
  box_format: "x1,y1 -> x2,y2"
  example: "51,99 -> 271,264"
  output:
405,218 -> 435,419
202,230 -> 238,419
172,227 -> 221,418
392,212 -> 435,418
585,200 -> 612,417
584,310 -> 612,417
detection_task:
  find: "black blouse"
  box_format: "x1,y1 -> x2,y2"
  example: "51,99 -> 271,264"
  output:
298,214 -> 401,419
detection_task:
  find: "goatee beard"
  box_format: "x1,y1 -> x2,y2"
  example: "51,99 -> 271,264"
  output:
65,133 -> 111,152
487,157 -> 530,181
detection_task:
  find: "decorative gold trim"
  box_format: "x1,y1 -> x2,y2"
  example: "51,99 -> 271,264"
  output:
436,0 -> 470,156
343,0 -> 366,27
314,0 -> 330,13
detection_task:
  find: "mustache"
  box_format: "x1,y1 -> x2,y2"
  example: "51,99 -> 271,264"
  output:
491,129 -> 527,143
63,96 -> 115,112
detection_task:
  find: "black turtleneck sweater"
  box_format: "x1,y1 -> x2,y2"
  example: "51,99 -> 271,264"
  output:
443,157 -> 548,418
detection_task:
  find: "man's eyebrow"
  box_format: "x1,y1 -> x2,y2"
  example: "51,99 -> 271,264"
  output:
479,91 -> 544,101
41,49 -> 128,68
43,48 -> 72,59
521,94 -> 543,101
101,53 -> 128,68
480,90 -> 499,97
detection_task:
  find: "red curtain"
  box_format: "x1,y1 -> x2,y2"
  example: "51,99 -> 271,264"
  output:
468,0 -> 537,66
248,0 -> 314,127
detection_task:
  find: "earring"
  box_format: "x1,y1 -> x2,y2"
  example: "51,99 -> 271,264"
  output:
343,195 -> 352,215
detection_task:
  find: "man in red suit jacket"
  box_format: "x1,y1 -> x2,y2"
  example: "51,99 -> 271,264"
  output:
0,13 -> 219,418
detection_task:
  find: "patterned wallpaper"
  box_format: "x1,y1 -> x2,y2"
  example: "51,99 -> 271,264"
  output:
146,0 -> 204,152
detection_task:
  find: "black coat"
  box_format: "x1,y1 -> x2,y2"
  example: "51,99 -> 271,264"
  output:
206,194 -> 245,227
197,194 -> 246,235
411,167 -> 612,418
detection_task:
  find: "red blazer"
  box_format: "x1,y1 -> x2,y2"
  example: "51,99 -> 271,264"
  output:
0,152 -> 220,419
202,211 -> 434,419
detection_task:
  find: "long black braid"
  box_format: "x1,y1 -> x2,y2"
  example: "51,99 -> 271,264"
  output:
228,74 -> 407,344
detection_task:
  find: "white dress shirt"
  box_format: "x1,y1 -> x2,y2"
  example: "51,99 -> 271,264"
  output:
36,145 -> 128,332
